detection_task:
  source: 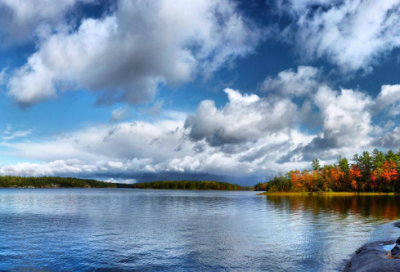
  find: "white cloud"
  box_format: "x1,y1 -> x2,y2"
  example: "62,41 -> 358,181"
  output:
373,85 -> 400,115
314,86 -> 373,148
6,0 -> 262,106
108,161 -> 124,169
281,0 -> 400,72
1,125 -> 33,141
0,88 -> 315,180
4,67 -> 400,181
262,66 -> 321,97
104,177 -> 136,184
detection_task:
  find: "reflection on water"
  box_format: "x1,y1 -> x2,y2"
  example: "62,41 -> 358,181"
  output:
0,189 -> 399,272
267,195 -> 400,221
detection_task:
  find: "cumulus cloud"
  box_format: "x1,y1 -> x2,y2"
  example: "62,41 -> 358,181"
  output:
280,0 -> 400,72
314,87 -> 373,148
279,86 -> 375,162
0,88 -> 316,181
0,0 -> 96,45
184,88 -> 298,146
262,66 -> 321,97
0,158 -> 152,177
6,0 -> 262,107
4,66 -> 400,182
372,127 -> 400,149
373,85 -> 400,115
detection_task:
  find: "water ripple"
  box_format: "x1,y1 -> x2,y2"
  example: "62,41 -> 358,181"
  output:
0,189 -> 399,271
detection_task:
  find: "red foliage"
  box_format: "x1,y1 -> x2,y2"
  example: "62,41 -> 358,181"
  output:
370,170 -> 378,189
381,161 -> 397,184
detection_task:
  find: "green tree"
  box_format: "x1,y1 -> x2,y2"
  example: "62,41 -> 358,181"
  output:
337,156 -> 349,174
372,148 -> 385,169
386,150 -> 400,164
312,158 -> 320,171
358,151 -> 373,177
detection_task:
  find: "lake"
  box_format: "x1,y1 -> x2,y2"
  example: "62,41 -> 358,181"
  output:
0,189 -> 399,271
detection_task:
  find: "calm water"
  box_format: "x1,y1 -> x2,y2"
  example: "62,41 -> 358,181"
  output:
1,189 -> 400,271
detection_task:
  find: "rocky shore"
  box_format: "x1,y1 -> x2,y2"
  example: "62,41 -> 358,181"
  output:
343,221 -> 400,272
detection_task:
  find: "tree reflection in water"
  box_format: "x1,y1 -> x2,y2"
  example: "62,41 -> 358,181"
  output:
266,195 -> 399,221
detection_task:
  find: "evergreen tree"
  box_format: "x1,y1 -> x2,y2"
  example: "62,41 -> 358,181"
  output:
372,148 -> 385,169
337,156 -> 349,174
312,158 -> 320,171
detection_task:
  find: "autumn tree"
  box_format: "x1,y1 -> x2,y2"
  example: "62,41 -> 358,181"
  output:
381,161 -> 397,190
349,165 -> 362,191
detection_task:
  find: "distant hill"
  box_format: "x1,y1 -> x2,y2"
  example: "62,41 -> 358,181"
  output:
117,180 -> 254,190
0,176 -> 116,188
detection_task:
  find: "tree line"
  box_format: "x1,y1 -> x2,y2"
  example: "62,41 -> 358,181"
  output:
0,176 -> 117,188
118,180 -> 253,190
255,149 -> 400,193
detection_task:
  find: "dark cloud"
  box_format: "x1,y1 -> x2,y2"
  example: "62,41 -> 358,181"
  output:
0,0 -> 96,46
184,88 -> 297,147
240,142 -> 289,162
372,127 -> 400,149
193,142 -> 206,153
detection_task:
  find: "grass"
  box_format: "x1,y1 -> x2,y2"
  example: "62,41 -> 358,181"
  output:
256,191 -> 397,196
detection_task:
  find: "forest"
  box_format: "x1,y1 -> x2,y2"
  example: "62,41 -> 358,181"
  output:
0,176 -> 117,188
118,180 -> 253,190
255,149 -> 400,193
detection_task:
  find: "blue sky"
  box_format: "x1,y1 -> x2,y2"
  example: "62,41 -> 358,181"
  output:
2,0 -> 400,185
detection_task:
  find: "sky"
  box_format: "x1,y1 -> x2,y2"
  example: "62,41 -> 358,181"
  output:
2,0 -> 400,185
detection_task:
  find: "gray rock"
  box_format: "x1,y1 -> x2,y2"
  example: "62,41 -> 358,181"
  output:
391,244 -> 400,256
343,240 -> 400,272
343,221 -> 400,271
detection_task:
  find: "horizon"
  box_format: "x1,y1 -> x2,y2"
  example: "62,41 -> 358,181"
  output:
1,0 -> 400,186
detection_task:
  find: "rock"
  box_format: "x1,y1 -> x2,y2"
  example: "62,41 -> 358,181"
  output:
343,221 -> 400,271
343,240 -> 400,272
393,221 -> 400,228
391,245 -> 400,256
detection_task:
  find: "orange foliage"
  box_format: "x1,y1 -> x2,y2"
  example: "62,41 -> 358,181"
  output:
291,170 -> 303,191
331,167 -> 344,190
350,179 -> 357,190
349,165 -> 361,179
381,161 -> 397,184
281,158 -> 398,192
348,165 -> 361,190
370,170 -> 378,189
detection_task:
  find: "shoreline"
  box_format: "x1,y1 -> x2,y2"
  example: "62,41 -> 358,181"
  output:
343,221 -> 400,272
0,187 -> 251,191
257,192 -> 397,196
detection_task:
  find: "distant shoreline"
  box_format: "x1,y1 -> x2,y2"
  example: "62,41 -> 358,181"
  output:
0,187 -> 250,191
0,177 -> 253,191
117,181 -> 254,191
